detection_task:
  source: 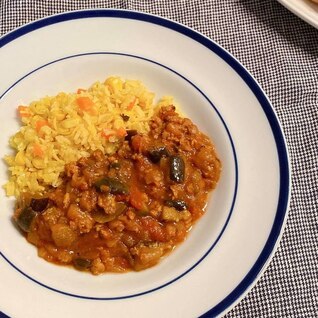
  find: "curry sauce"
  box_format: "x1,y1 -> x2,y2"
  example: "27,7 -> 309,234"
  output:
14,106 -> 221,274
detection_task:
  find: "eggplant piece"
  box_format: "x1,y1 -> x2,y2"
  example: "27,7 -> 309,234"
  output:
162,206 -> 191,222
16,207 -> 37,232
109,161 -> 121,169
30,197 -> 49,212
73,258 -> 92,271
148,146 -> 170,163
125,130 -> 138,142
94,177 -> 129,195
91,202 -> 127,223
165,199 -> 188,211
169,156 -> 185,183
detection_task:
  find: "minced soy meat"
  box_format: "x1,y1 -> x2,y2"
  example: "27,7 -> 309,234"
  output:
14,106 -> 221,274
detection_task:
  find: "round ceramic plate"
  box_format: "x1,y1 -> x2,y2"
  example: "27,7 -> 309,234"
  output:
0,10 -> 290,318
277,0 -> 318,28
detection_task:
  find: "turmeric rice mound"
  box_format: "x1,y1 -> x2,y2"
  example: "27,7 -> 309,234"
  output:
3,76 -> 174,197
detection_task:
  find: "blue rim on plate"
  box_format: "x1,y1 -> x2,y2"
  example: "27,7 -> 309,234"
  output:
0,10 -> 290,318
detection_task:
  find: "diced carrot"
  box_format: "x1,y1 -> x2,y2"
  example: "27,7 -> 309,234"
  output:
18,105 -> 28,112
130,186 -> 147,211
18,105 -> 31,118
77,88 -> 86,94
139,101 -> 146,108
35,120 -> 49,133
127,97 -> 136,111
141,217 -> 166,242
131,135 -> 145,153
101,128 -> 115,140
32,144 -> 44,157
76,97 -> 94,111
116,127 -> 127,138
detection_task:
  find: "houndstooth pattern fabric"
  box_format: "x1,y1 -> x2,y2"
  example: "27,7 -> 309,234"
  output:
1,1 -> 317,317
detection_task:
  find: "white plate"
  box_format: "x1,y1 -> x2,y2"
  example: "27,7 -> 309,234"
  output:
0,10 -> 290,318
277,0 -> 318,28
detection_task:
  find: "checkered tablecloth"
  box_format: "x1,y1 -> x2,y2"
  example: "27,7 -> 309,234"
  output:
0,1 -> 317,317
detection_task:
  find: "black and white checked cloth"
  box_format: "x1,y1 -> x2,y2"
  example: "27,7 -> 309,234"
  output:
0,1 -> 317,317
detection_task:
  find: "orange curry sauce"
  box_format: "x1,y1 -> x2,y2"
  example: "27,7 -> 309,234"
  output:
14,106 -> 221,274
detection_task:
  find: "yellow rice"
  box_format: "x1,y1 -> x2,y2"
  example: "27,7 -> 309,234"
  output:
4,76 -> 174,197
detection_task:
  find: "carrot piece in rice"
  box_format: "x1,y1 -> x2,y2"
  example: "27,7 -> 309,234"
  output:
18,105 -> 31,118
35,120 -> 49,133
32,144 -> 44,157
